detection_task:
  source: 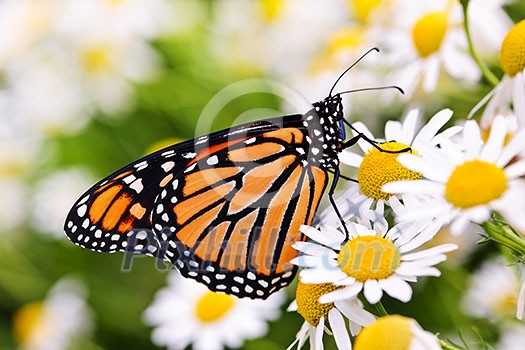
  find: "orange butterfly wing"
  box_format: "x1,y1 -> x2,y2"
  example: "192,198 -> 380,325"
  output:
152,128 -> 327,298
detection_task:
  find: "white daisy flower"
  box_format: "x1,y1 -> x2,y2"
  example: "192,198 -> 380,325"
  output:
143,271 -> 285,350
475,19 -> 525,128
287,280 -> 375,350
0,177 -> 27,233
13,278 -> 94,350
353,315 -> 441,350
383,0 -> 480,98
462,258 -> 521,321
321,108 -> 461,229
293,224 -> 457,305
384,115 -> 525,234
31,168 -> 94,238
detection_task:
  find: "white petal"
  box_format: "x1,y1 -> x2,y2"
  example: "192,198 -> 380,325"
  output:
335,300 -> 376,327
293,241 -> 338,259
401,109 -> 420,145
517,278 -> 525,320
412,109 -> 453,147
401,244 -> 458,261
363,280 -> 383,304
512,73 -> 525,122
291,255 -> 324,268
319,283 -> 363,304
379,277 -> 413,302
339,151 -> 363,168
463,120 -> 483,159
300,268 -> 347,284
385,120 -> 403,142
287,299 -> 298,312
315,317 -> 324,350
505,159 -> 525,178
382,180 -> 444,195
422,56 -> 440,92
497,129 -> 525,167
352,121 -> 375,153
397,220 -> 444,253
303,225 -> 346,248
396,265 -> 441,277
328,309 -> 352,350
479,115 -> 506,162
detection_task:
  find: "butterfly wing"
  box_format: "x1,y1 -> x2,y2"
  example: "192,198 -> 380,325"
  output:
64,113 -> 328,299
152,121 -> 328,298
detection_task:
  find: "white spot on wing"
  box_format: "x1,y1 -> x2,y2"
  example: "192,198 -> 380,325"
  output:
207,155 -> 218,165
130,179 -> 144,193
161,161 -> 175,172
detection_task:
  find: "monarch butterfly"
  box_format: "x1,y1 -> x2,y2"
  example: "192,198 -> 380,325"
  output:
64,48 -> 402,299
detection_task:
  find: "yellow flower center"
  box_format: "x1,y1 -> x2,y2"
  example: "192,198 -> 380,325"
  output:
13,302 -> 46,343
445,160 -> 507,209
338,236 -> 401,282
495,293 -> 517,316
354,315 -> 412,350
257,0 -> 285,22
358,142 -> 421,200
195,291 -> 235,323
500,19 -> 525,77
80,45 -> 113,73
296,282 -> 342,326
412,12 -> 448,57
350,0 -> 384,24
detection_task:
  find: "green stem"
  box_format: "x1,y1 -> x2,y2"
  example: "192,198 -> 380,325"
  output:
374,301 -> 389,317
482,221 -> 525,257
460,0 -> 500,87
439,339 -> 463,350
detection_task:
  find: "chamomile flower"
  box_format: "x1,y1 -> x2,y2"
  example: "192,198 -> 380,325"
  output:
383,0 -> 480,98
288,281 -> 375,350
321,108 -> 460,229
13,278 -> 93,350
384,115 -> 525,234
293,223 -> 456,305
353,315 -> 441,350
476,19 -> 525,127
462,258 -> 521,321
143,271 -> 284,350
31,168 -> 94,238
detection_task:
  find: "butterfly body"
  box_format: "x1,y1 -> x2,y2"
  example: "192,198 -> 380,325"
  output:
64,93 -> 346,299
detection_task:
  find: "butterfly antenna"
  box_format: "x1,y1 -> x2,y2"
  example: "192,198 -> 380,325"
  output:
337,85 -> 405,96
328,47 -> 380,97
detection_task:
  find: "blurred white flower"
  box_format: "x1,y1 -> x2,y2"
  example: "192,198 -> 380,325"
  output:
143,271 -> 285,350
13,278 -> 94,350
0,178 -> 27,233
0,0 -> 174,135
0,0 -> 57,69
462,258 -> 520,321
383,0 -> 480,98
31,168 -> 93,238
384,115 -> 525,234
468,0 -> 514,56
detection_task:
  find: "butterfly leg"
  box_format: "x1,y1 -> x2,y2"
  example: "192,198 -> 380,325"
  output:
327,169 -> 357,182
342,120 -> 412,154
328,167 -> 350,241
